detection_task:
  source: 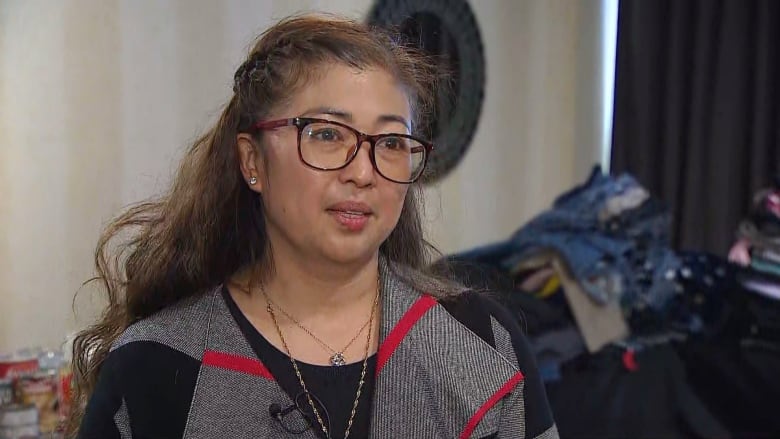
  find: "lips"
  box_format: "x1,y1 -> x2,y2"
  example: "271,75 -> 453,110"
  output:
327,201 -> 373,231
328,201 -> 372,214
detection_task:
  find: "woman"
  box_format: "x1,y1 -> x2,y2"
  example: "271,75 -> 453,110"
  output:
71,13 -> 558,439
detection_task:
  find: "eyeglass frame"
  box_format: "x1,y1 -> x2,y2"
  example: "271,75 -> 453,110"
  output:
270,391 -> 332,436
249,117 -> 434,184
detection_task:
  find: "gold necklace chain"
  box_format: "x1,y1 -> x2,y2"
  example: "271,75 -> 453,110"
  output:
264,295 -> 372,366
263,282 -> 380,439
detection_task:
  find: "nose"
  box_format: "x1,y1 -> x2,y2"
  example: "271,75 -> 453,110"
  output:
338,139 -> 377,187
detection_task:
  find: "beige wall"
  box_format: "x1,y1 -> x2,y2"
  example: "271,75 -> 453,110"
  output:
0,0 -> 608,352
425,0 -> 607,252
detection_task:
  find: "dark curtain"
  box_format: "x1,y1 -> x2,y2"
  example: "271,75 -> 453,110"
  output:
611,0 -> 780,254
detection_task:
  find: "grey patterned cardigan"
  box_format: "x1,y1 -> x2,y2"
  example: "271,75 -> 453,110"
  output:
79,260 -> 559,439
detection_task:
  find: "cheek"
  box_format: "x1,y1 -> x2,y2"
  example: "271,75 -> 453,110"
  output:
383,185 -> 409,219
279,174 -> 325,216
264,148 -> 317,206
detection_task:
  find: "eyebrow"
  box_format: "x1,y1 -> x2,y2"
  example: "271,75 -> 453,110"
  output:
300,106 -> 411,131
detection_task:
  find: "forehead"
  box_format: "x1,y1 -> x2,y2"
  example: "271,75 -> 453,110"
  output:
282,63 -> 412,122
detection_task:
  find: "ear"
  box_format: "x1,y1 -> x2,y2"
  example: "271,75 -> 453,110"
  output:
237,133 -> 264,194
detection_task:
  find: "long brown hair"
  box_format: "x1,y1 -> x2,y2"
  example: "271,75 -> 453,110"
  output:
67,13 -> 463,436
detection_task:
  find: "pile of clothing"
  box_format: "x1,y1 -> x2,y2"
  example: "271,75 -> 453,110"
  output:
729,180 -> 780,300
451,166 -> 687,351
443,166 -> 780,438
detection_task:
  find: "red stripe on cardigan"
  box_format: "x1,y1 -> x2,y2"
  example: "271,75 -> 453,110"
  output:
376,295 -> 438,376
459,371 -> 525,439
202,350 -> 275,381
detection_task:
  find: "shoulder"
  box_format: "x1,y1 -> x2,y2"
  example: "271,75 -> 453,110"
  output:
439,290 -> 537,370
439,291 -> 526,357
87,290 -> 215,439
440,291 -> 557,438
103,290 -> 212,413
112,288 -> 216,357
84,336 -> 200,439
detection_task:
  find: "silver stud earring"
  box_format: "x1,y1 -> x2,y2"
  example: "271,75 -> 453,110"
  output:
249,176 -> 257,185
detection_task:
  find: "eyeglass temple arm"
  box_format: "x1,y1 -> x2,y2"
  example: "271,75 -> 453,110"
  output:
253,118 -> 297,130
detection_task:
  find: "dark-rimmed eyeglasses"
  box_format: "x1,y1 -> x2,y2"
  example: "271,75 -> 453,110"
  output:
270,392 -> 332,436
250,117 -> 433,184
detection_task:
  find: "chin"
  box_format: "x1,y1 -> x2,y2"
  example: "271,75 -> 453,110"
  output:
321,243 -> 377,265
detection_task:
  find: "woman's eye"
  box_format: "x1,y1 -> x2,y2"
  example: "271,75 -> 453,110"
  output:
311,128 -> 341,142
380,137 -> 406,150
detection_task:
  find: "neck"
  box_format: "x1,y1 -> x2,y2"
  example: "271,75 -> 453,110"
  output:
244,250 -> 381,318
